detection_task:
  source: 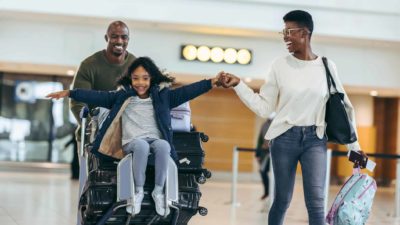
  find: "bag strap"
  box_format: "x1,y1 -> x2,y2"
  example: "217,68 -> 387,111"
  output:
322,57 -> 338,93
353,167 -> 361,175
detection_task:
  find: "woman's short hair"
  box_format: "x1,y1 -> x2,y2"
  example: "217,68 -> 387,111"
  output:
283,10 -> 314,36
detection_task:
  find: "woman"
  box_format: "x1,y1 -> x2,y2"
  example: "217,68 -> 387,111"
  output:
219,10 -> 362,225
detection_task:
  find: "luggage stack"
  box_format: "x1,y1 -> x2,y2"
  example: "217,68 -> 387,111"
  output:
173,132 -> 212,181
78,131 -> 211,225
173,132 -> 212,224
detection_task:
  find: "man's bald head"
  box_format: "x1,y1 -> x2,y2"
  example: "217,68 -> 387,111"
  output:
107,21 -> 129,36
104,21 -> 130,58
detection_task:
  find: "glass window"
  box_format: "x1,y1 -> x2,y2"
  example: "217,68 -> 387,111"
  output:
0,72 -> 75,163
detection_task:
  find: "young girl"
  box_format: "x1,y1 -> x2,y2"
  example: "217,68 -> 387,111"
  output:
47,57 -> 221,216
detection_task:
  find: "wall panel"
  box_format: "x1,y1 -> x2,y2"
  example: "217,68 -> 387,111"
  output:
189,88 -> 257,171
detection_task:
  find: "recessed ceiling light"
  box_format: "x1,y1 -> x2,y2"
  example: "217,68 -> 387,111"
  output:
244,77 -> 252,83
370,90 -> 378,96
66,70 -> 75,76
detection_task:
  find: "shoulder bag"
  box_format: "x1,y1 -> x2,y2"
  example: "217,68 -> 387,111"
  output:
322,57 -> 357,144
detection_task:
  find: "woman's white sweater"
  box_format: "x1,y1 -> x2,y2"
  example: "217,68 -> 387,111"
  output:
233,54 -> 361,151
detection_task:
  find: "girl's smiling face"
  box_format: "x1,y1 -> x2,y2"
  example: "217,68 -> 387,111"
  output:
131,65 -> 151,99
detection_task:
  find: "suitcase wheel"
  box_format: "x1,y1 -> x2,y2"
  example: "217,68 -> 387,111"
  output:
204,170 -> 212,179
196,175 -> 206,184
200,133 -> 209,142
198,207 -> 208,216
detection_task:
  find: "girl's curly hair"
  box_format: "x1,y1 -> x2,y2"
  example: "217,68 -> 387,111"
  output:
117,56 -> 175,87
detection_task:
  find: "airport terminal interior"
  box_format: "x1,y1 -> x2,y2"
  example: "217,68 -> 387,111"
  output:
1,0 -> 400,224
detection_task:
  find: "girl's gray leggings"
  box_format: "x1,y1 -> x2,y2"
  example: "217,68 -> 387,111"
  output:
122,138 -> 171,188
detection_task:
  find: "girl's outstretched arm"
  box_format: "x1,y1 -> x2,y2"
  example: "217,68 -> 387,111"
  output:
46,90 -> 70,99
169,73 -> 223,108
47,89 -> 118,109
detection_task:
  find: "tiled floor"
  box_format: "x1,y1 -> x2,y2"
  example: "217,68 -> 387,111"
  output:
0,171 -> 399,225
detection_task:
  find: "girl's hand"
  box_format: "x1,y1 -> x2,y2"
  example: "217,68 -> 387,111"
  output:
210,71 -> 224,87
46,90 -> 70,99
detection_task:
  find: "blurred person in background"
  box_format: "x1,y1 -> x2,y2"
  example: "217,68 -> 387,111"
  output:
256,116 -> 274,201
64,128 -> 79,180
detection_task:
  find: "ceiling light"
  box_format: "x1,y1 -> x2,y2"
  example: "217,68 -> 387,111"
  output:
197,46 -> 211,62
182,45 -> 197,61
370,90 -> 378,96
180,44 -> 252,65
237,49 -> 252,65
210,47 -> 224,63
224,48 -> 237,64
66,70 -> 75,76
244,77 -> 252,83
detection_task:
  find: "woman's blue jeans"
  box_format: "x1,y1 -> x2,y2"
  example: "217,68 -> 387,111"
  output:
268,126 -> 327,225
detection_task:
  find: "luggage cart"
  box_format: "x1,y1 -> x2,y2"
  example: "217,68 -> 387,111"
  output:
77,107 -> 210,225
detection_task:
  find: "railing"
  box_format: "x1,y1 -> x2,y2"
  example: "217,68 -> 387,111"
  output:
230,147 -> 400,217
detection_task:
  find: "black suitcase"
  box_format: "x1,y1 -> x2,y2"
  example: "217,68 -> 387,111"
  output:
80,162 -> 208,225
87,152 -> 119,171
173,132 -> 212,183
81,167 -> 174,225
79,131 -> 211,225
81,169 -> 168,225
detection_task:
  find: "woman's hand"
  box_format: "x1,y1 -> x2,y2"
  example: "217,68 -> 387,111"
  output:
352,150 -> 368,169
46,90 -> 70,99
218,72 -> 241,88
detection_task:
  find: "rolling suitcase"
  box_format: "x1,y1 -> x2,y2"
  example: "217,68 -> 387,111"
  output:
80,167 -> 207,225
173,132 -> 212,184
79,131 -> 211,225
80,166 -> 174,225
171,102 -> 191,132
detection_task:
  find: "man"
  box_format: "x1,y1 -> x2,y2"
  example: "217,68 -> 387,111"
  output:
70,20 -> 136,124
70,20 -> 135,225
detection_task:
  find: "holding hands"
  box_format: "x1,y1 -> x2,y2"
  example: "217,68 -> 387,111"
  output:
46,90 -> 70,99
211,71 -> 241,88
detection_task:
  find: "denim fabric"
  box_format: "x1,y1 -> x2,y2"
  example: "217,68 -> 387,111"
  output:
268,126 -> 327,225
